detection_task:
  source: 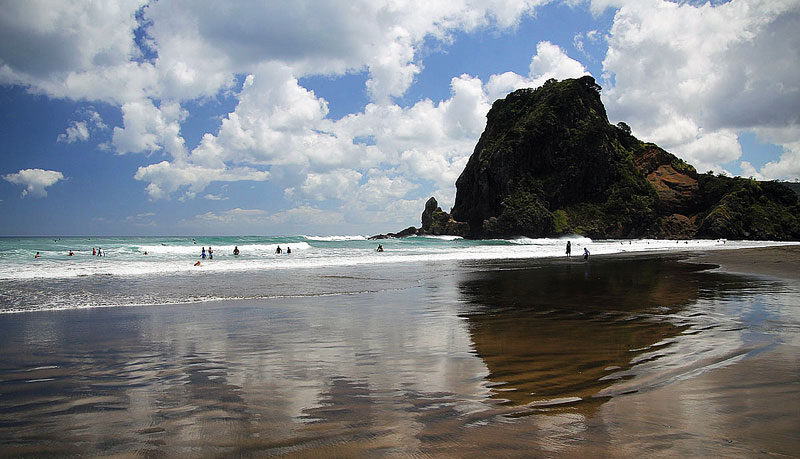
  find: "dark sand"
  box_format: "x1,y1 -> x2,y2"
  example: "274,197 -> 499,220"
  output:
0,246 -> 798,457
685,244 -> 800,280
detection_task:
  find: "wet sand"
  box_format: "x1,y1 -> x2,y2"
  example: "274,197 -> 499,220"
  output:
0,246 -> 798,457
685,244 -> 800,280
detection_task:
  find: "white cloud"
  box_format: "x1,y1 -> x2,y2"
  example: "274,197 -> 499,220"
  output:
57,121 -> 89,144
0,1 -> 145,80
601,0 -> 800,178
57,109 -> 106,144
133,161 -> 269,200
113,100 -> 188,159
3,168 -> 64,198
291,169 -> 363,202
486,41 -> 589,102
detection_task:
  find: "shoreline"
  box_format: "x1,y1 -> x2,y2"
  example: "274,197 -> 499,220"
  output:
3,243 -> 799,315
680,244 -> 800,280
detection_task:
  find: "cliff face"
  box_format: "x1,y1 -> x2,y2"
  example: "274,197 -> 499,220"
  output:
450,76 -> 800,240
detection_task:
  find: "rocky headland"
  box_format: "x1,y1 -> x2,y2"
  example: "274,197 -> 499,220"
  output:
373,76 -> 800,241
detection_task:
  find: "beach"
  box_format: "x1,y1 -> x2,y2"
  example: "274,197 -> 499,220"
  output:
0,243 -> 798,457
685,244 -> 800,280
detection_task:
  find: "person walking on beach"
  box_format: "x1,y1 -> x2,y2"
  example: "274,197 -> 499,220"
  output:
583,247 -> 590,261
201,247 -> 207,259
566,241 -> 571,257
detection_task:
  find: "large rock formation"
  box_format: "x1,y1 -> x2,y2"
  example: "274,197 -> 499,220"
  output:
448,76 -> 800,240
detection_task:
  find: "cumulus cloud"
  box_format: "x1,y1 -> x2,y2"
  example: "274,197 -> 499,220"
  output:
133,161 -> 269,200
58,109 -> 106,143
601,0 -> 800,178
57,121 -> 89,144
486,41 -> 589,102
3,168 -> 64,198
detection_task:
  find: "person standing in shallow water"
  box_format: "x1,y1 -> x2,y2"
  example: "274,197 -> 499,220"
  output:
201,247 -> 206,259
583,247 -> 590,261
566,241 -> 571,257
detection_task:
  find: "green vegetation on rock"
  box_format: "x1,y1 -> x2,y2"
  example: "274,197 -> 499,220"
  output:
447,76 -> 800,241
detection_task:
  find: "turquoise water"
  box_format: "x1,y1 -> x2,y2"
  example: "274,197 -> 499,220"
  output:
0,235 -> 788,313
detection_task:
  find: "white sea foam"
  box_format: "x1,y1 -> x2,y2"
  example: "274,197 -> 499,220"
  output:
0,237 -> 795,281
303,235 -> 367,241
134,242 -> 311,255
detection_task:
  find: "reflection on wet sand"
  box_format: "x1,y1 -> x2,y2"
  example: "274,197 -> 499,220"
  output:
458,258 -> 708,410
458,257 -> 781,414
0,255 -> 797,456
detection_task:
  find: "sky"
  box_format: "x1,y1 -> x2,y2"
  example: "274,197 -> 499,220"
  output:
1,0 -> 799,236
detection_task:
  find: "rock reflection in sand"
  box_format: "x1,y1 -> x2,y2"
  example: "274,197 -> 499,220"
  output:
457,257 -> 704,412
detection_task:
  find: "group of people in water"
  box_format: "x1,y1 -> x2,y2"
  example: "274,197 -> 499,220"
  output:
36,247 -> 103,258
193,245 -> 291,266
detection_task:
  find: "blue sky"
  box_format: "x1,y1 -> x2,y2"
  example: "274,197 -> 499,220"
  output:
1,0 -> 798,236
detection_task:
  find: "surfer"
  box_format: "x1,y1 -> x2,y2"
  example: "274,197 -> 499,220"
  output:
68,250 -> 74,256
34,252 -> 40,258
233,246 -> 240,256
194,261 -> 201,266
377,244 -> 384,252
565,241 -> 571,257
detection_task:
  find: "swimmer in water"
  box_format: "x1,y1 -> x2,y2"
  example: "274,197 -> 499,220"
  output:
233,246 -> 240,256
35,252 -> 40,258
194,261 -> 201,266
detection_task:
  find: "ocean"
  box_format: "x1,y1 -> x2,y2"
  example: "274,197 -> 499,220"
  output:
0,235 -> 791,313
